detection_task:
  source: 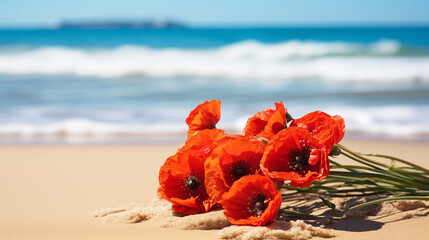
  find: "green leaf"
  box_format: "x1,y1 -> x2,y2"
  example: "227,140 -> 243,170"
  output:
319,197 -> 336,210
278,209 -> 311,216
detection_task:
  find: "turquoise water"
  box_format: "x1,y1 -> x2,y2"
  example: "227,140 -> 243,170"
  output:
0,27 -> 428,143
1,27 -> 429,48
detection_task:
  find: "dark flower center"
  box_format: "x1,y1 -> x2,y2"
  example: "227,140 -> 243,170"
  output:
235,167 -> 247,179
230,160 -> 251,182
255,201 -> 265,211
183,172 -> 202,197
248,193 -> 269,217
288,142 -> 311,171
186,178 -> 198,190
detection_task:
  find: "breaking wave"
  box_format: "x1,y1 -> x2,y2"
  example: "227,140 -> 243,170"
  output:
1,40 -> 428,82
0,105 -> 429,142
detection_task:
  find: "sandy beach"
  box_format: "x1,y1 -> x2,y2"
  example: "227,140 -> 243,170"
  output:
1,139 -> 428,240
2,1 -> 428,239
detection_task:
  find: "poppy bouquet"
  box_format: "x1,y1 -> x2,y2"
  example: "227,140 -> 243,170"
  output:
158,100 -> 429,226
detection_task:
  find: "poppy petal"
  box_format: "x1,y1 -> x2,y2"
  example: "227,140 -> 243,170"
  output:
222,175 -> 282,226
243,102 -> 287,140
159,149 -> 211,215
204,135 -> 266,203
260,127 -> 329,188
290,111 -> 345,151
186,100 -> 221,137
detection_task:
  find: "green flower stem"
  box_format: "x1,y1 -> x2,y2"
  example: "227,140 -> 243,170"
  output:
389,168 -> 429,181
330,159 -> 358,173
278,208 -> 313,217
321,193 -> 388,197
335,145 -> 428,178
362,153 -> 429,175
336,144 -> 429,187
331,173 -> 429,191
284,184 -> 392,196
336,144 -> 429,175
324,175 -> 401,187
336,144 -> 388,169
394,166 -> 427,174
280,143 -> 429,201
329,159 -> 342,167
329,171 -> 420,188
339,151 -> 384,171
318,187 -> 418,194
284,184 -> 419,196
411,190 -> 429,196
330,165 -> 429,187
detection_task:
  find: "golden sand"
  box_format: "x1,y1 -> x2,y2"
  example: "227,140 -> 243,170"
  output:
91,198 -> 174,223
159,210 -> 231,230
334,198 -> 429,219
91,196 -> 429,240
217,220 -> 335,240
92,198 -> 335,239
1,140 -> 428,240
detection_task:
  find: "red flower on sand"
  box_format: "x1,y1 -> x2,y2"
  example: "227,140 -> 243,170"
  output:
222,175 -> 282,226
159,148 -> 216,215
260,127 -> 329,188
159,101 -> 225,215
159,127 -> 225,215
204,135 -> 266,203
180,128 -> 224,156
243,102 -> 286,140
186,100 -> 221,137
290,111 -> 345,151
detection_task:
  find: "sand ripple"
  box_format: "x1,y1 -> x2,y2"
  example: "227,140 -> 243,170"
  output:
159,210 -> 231,230
92,197 -> 429,239
91,198 -> 174,223
217,220 -> 335,240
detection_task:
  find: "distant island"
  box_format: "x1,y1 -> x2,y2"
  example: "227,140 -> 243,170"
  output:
56,20 -> 186,29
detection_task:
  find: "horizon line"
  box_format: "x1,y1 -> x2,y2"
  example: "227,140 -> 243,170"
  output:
1,22 -> 429,30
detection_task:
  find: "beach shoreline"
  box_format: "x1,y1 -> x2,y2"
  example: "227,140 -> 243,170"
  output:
0,131 -> 428,145
0,139 -> 428,240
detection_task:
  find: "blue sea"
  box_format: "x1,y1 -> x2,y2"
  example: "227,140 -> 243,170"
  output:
0,27 -> 429,143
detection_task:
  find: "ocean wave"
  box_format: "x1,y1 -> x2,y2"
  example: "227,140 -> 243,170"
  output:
0,105 -> 428,142
216,39 -> 401,58
1,40 -> 428,82
0,118 -> 186,136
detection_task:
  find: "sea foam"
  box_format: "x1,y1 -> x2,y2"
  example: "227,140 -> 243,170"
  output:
1,40 -> 427,82
0,105 -> 428,142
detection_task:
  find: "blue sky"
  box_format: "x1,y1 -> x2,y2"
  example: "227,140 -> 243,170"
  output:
1,0 -> 429,27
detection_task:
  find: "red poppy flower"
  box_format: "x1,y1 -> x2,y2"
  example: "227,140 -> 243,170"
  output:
180,128 -> 224,156
186,100 -> 221,137
158,128 -> 224,215
204,135 -> 266,203
222,175 -> 282,226
290,111 -> 345,151
159,149 -> 216,215
243,108 -> 275,136
243,102 -> 286,140
260,127 -> 329,188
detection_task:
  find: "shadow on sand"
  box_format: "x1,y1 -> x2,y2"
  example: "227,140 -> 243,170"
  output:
325,217 -> 384,232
